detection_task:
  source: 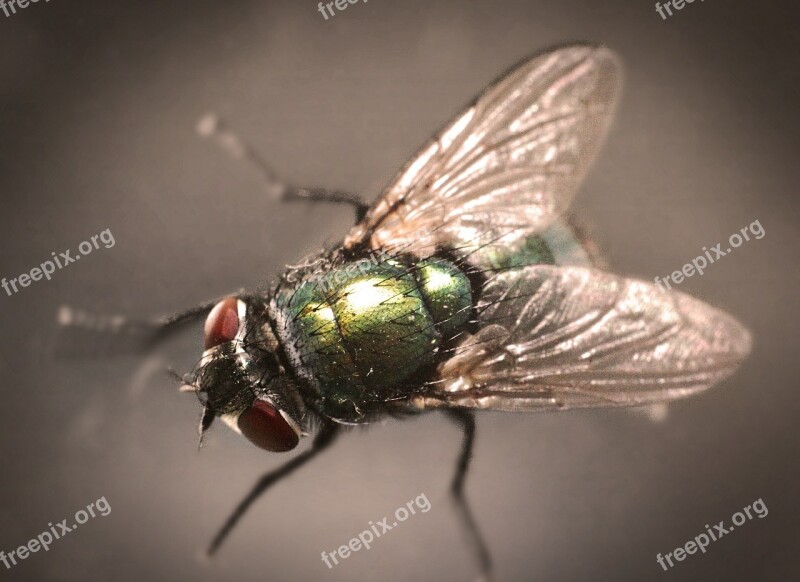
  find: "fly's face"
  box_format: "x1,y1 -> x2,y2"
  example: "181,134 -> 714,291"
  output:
190,296 -> 305,452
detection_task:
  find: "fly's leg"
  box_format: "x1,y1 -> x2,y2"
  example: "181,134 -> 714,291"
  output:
54,294 -> 240,357
206,421 -> 340,556
445,409 -> 492,582
197,113 -> 369,222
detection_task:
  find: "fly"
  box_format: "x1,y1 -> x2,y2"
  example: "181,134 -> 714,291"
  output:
58,44 -> 751,580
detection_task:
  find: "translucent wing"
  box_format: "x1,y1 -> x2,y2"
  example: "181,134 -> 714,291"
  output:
344,45 -> 621,265
419,266 -> 751,412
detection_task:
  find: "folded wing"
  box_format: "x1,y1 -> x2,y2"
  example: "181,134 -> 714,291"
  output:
345,45 -> 622,266
421,266 -> 751,412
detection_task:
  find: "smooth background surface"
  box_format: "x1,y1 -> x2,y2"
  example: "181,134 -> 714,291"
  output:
0,1 -> 797,580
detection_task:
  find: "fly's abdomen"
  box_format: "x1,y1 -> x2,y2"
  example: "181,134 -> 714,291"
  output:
271,255 -> 472,422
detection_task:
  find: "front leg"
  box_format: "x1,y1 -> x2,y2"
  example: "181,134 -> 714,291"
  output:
206,421 -> 341,556
55,295 -> 234,356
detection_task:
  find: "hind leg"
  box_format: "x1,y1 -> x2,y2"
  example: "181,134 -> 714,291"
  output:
445,409 -> 492,581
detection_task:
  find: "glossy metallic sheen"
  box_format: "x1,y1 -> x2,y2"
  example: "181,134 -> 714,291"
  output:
271,257 -> 472,421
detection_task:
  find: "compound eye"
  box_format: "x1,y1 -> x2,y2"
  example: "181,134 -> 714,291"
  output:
238,400 -> 300,452
204,297 -> 240,349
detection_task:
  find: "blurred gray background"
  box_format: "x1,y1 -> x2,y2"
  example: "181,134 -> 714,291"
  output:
0,1 -> 798,580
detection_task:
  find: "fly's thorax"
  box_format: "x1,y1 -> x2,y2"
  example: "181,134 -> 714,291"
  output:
270,253 -> 473,423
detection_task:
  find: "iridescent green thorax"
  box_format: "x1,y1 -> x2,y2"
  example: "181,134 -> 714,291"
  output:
270,254 -> 472,422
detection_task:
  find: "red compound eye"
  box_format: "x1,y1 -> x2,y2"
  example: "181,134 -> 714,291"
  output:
238,400 -> 300,452
204,297 -> 240,349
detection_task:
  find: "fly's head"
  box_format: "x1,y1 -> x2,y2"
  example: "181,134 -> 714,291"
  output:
186,296 -> 305,452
